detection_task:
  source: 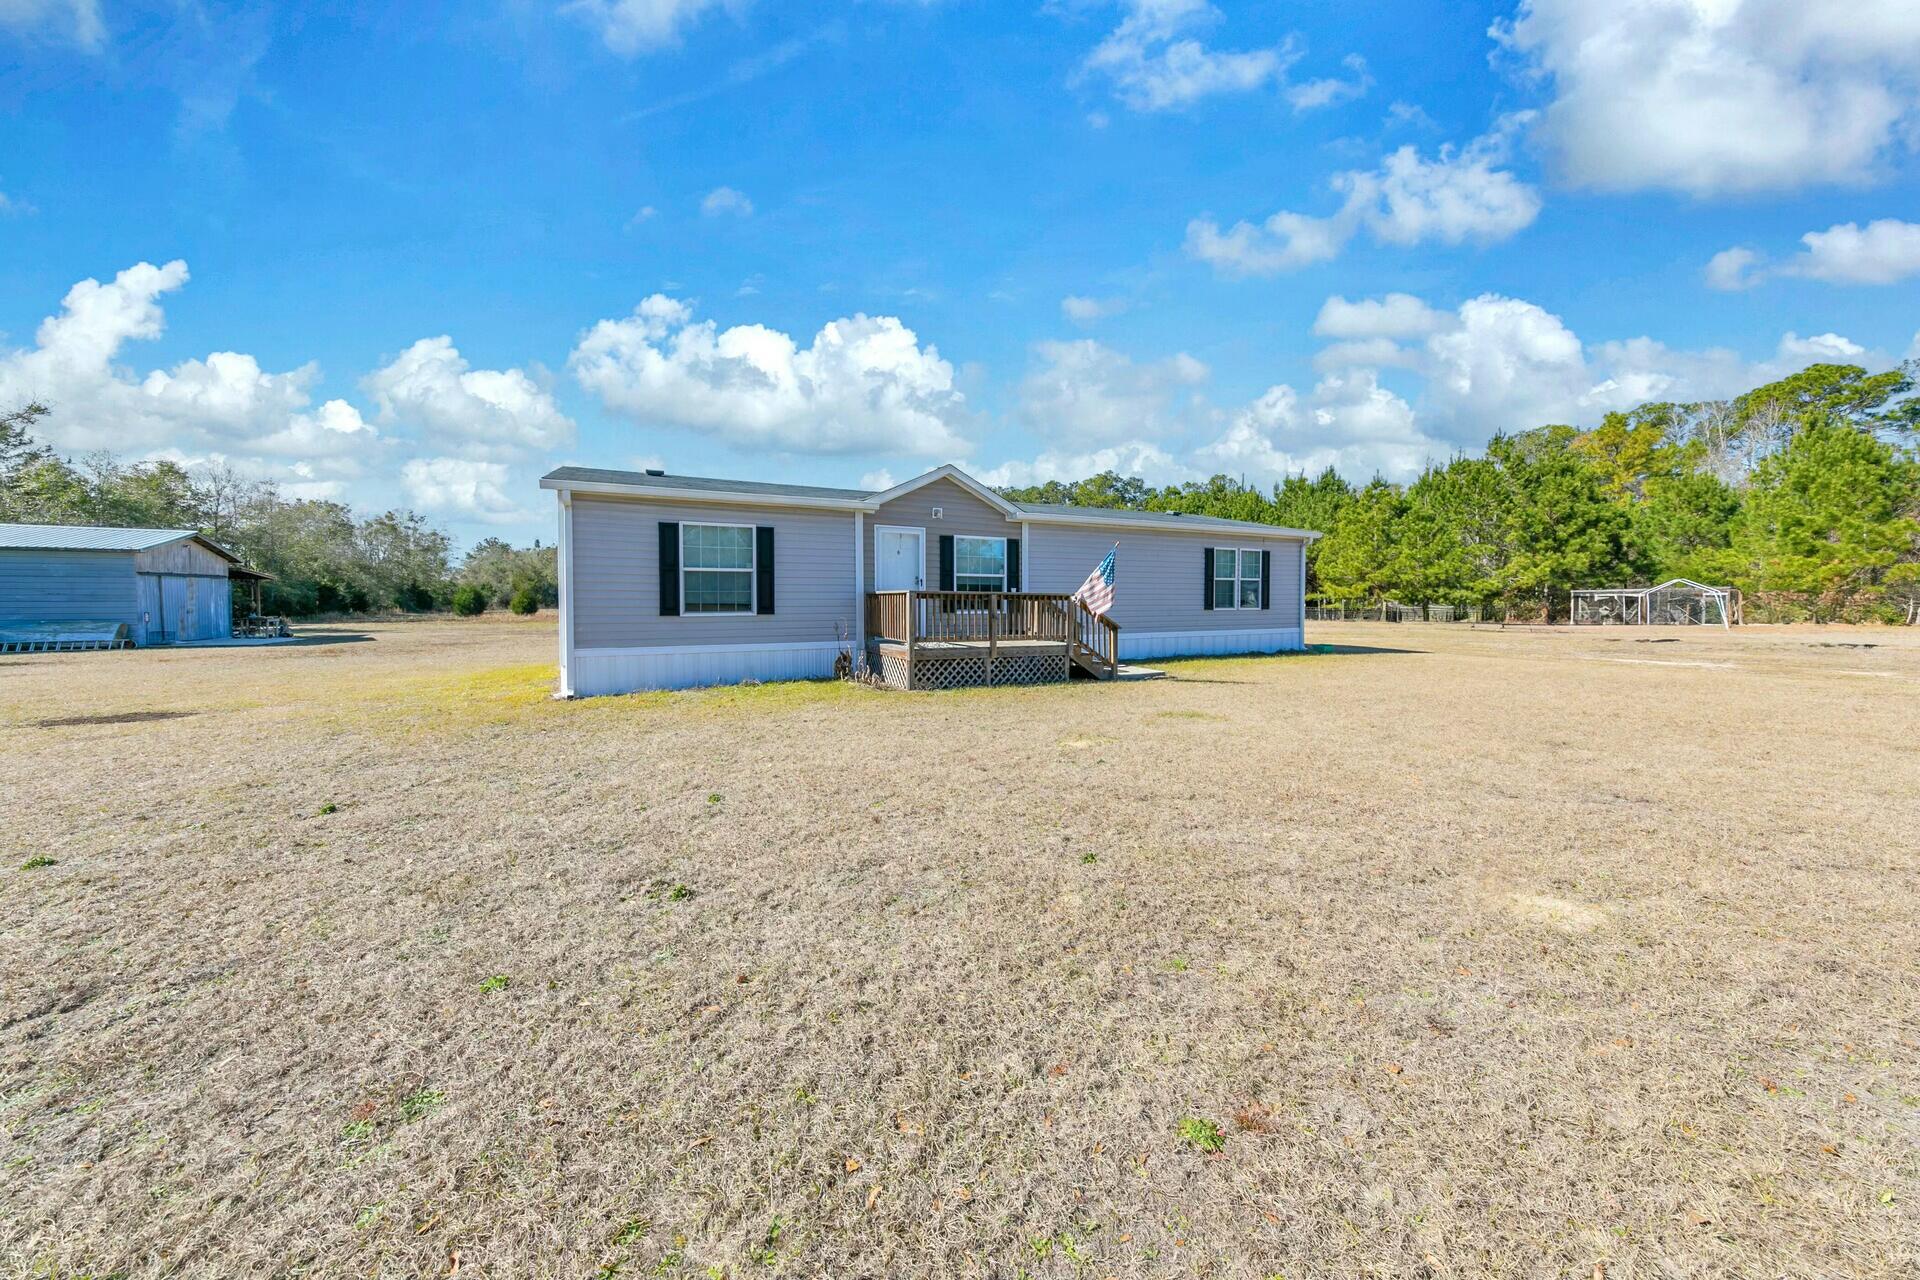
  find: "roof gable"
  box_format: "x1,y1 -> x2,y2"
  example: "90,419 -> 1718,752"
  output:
863,465 -> 1024,517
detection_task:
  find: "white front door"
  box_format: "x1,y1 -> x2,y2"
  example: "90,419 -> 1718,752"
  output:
875,527 -> 925,591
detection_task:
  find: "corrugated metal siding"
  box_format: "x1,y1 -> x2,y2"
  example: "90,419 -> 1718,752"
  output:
0,524 -> 197,552
571,496 -> 858,649
0,548 -> 139,623
133,540 -> 232,576
865,478 -> 1021,586
1026,524 -> 1304,631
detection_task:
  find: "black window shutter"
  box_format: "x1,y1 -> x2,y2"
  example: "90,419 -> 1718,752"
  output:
1260,545 -> 1271,610
658,522 -> 680,616
756,526 -> 775,614
938,535 -> 955,590
1006,538 -> 1021,591
1202,546 -> 1214,611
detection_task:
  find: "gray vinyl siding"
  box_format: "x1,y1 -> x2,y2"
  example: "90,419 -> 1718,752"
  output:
1025,524 -> 1304,632
571,495 -> 858,649
865,477 -> 1020,587
0,549 -> 139,623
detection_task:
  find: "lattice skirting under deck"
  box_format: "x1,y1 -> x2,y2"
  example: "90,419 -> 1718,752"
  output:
872,646 -> 1068,691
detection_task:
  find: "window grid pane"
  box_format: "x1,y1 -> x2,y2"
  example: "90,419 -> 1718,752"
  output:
954,536 -> 1005,586
683,569 -> 753,613
1214,548 -> 1237,580
1239,579 -> 1261,609
1213,580 -> 1236,609
684,524 -> 754,570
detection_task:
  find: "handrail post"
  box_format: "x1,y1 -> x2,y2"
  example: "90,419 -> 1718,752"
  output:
987,591 -> 998,678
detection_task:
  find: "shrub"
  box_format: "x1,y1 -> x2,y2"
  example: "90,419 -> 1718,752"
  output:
451,585 -> 488,617
509,587 -> 540,615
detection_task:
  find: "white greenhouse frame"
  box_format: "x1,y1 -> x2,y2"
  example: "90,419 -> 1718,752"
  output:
1571,578 -> 1741,629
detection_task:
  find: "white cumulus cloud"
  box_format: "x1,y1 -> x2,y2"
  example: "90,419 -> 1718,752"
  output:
1061,294 -> 1128,325
1314,292 -> 1453,339
1286,54 -> 1372,113
363,336 -> 573,459
566,0 -> 731,56
400,457 -> 527,524
700,185 -> 753,217
1079,0 -> 1299,111
569,295 -> 973,457
1186,121 -> 1540,275
1707,219 -> 1920,289
1196,369 -> 1446,481
978,440 -> 1187,489
1493,0 -> 1920,195
1015,338 -> 1209,449
0,260 -> 377,484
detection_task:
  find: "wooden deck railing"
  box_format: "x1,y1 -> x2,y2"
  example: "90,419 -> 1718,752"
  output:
866,590 -> 1076,644
865,590 -> 1119,675
1074,602 -> 1121,672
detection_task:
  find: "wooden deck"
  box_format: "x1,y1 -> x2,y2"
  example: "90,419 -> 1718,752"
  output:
864,590 -> 1119,690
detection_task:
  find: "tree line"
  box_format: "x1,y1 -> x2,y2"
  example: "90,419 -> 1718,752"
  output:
1,403 -> 556,617
1000,362 -> 1920,623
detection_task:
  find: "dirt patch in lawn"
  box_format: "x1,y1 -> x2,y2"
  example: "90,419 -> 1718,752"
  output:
2,615 -> 1917,1279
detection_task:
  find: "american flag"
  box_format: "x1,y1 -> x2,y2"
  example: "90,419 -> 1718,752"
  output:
1074,544 -> 1117,616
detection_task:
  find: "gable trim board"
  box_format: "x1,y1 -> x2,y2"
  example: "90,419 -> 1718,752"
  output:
546,464 -> 1318,696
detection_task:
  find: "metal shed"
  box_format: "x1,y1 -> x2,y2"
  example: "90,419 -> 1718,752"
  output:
0,523 -> 261,646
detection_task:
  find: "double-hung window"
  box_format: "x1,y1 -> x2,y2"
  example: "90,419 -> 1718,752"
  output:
1212,547 -> 1263,609
682,523 -> 756,614
954,536 -> 1007,592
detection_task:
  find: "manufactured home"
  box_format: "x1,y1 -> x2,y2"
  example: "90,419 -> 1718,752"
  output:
542,464 -> 1319,696
0,523 -> 267,647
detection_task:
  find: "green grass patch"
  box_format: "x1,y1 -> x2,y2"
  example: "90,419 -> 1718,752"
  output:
478,974 -> 511,993
399,1087 -> 445,1122
20,855 -> 57,871
1178,1116 -> 1226,1153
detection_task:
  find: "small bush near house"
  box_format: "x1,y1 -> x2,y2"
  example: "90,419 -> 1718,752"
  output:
451,585 -> 488,617
509,587 -> 540,616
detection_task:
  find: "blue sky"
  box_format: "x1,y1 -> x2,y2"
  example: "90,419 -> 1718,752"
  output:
3,0 -> 1918,550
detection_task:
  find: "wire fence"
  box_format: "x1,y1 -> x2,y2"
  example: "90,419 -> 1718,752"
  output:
1307,601 -> 1487,623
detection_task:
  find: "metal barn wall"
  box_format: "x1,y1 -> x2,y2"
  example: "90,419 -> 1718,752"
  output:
132,540 -> 232,576
137,572 -> 232,642
0,548 -> 139,624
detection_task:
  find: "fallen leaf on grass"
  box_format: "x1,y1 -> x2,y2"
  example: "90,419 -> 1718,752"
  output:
689,1135 -> 712,1149
1383,1063 -> 1403,1076
844,1156 -> 861,1173
1841,1092 -> 1858,1105
866,1186 -> 881,1210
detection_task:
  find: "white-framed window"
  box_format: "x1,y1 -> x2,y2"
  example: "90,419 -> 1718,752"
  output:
954,535 -> 1007,592
1212,547 -> 1263,610
683,522 -> 756,614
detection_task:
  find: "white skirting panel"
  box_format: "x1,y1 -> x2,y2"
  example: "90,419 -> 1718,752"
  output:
570,640 -> 844,696
1118,626 -> 1304,660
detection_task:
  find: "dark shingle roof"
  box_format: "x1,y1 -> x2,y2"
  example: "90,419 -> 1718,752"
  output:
543,466 -> 871,502
542,466 -> 1319,537
1007,501 -> 1306,533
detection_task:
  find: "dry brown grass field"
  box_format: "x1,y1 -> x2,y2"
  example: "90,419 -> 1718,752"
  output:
5,615 -> 1919,1279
